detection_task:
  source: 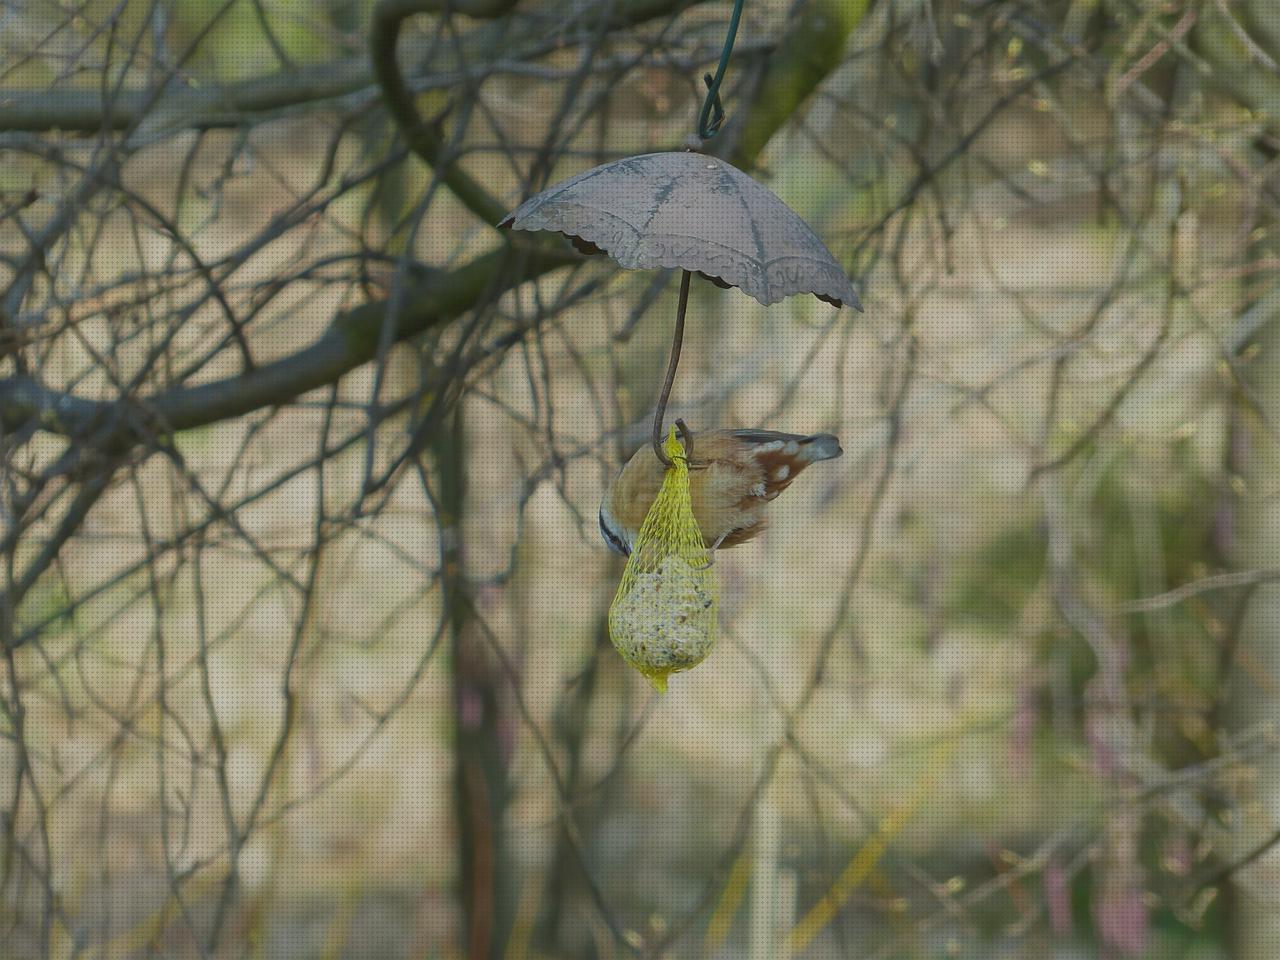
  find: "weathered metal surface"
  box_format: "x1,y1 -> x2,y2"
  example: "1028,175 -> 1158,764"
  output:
500,152 -> 860,309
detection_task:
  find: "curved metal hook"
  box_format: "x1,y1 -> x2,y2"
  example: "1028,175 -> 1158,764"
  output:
697,0 -> 745,140
675,418 -> 694,463
700,74 -> 724,137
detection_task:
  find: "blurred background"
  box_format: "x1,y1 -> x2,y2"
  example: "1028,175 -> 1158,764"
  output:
3,0 -> 1280,957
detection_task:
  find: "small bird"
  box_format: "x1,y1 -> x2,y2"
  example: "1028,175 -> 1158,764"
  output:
599,428 -> 843,557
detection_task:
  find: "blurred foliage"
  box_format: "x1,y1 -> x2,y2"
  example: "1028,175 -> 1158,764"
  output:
3,1 -> 1280,959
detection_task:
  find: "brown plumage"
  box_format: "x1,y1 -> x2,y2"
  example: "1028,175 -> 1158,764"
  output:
599,429 -> 843,556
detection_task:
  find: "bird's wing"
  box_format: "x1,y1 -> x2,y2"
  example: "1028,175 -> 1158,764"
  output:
694,430 -> 841,503
723,429 -> 813,446
723,429 -> 843,463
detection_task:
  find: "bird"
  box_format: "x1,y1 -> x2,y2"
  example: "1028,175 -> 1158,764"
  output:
599,428 -> 843,558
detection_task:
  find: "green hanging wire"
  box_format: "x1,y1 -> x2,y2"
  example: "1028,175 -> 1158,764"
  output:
697,0 -> 746,139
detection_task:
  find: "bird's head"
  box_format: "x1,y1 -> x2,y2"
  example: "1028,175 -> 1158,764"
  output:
598,502 -> 632,557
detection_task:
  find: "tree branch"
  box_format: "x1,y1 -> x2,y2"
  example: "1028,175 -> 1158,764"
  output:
725,0 -> 872,170
1195,0 -> 1280,124
2,0 -> 869,456
0,61 -> 372,134
370,0 -> 510,225
0,244 -> 576,443
0,0 -> 709,135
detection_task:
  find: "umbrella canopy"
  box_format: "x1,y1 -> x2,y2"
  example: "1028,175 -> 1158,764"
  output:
499,151 -> 860,310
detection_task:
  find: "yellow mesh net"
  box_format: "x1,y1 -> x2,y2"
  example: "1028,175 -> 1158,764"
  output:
608,426 -> 718,692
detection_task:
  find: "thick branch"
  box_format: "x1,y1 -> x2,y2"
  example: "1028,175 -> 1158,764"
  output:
0,61 -> 372,134
725,0 -> 872,170
0,0 -> 708,135
370,0 -> 510,225
1194,2 -> 1280,125
0,244 -> 576,442
1,0 -> 866,448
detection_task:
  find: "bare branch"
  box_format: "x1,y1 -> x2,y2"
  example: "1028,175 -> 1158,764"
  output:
0,244 -> 576,443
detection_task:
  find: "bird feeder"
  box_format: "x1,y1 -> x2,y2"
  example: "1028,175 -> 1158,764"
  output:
497,5 -> 862,689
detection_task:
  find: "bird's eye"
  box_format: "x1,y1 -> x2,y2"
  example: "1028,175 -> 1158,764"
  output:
599,511 -> 629,556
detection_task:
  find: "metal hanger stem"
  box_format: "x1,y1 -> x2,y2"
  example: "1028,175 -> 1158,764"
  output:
697,0 -> 746,139
652,270 -> 692,466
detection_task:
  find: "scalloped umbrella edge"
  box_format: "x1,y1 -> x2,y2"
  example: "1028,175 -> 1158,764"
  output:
498,151 -> 861,310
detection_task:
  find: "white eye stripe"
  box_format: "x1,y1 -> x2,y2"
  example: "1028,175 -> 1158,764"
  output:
599,509 -> 629,555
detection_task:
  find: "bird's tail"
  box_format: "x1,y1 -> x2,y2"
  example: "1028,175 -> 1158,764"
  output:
797,433 -> 842,462
727,429 -> 843,463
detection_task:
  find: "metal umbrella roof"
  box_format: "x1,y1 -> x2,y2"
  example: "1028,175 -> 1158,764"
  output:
500,151 -> 860,310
